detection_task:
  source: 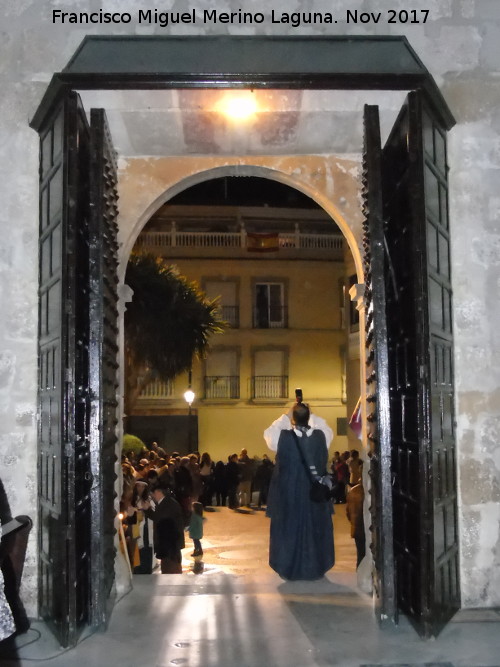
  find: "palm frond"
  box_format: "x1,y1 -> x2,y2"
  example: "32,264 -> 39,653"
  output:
125,253 -> 225,383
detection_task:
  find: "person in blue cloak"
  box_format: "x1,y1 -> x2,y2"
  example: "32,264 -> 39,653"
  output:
264,401 -> 335,580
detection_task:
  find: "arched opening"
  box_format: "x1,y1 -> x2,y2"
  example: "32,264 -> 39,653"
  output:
120,165 -> 363,283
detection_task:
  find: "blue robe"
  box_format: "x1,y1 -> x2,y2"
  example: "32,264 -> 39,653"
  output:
267,428 -> 334,580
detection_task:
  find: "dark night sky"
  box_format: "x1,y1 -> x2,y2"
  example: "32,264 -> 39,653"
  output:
169,176 -> 321,209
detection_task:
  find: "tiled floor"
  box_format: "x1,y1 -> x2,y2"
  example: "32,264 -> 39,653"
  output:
2,507 -> 500,667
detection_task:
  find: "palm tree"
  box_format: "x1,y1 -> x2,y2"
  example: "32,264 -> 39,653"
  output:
124,253 -> 225,415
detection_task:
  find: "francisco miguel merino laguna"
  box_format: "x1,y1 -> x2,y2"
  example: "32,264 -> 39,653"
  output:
52,8 -> 339,27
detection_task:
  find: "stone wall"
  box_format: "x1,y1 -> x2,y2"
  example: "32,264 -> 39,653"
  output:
0,0 -> 499,614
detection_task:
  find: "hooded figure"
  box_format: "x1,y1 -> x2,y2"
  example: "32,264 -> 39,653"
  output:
264,403 -> 334,580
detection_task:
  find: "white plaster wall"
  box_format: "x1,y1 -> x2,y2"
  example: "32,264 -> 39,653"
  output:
0,0 -> 499,615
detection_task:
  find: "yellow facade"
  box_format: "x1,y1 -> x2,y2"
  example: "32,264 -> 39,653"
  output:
132,247 -> 353,463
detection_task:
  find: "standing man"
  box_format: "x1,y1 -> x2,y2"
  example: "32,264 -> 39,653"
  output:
237,448 -> 254,508
226,454 -> 241,510
264,402 -> 334,580
346,482 -> 366,568
145,484 -> 185,574
348,449 -> 363,487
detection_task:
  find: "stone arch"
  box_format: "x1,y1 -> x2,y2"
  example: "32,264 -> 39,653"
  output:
119,162 -> 363,283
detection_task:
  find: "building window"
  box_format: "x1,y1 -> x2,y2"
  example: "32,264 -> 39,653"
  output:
205,348 -> 240,399
337,417 -> 348,436
204,280 -> 239,328
252,349 -> 288,398
254,282 -> 286,328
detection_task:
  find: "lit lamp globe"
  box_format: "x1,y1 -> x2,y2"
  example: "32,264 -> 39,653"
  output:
184,389 -> 195,406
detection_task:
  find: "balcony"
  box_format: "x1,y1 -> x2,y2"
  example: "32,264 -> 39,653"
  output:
138,376 -> 174,399
204,376 -> 240,399
136,221 -> 343,261
220,305 -> 239,328
252,375 -> 288,399
253,306 -> 288,329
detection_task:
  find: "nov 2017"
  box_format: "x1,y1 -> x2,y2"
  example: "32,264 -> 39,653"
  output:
346,9 -> 429,24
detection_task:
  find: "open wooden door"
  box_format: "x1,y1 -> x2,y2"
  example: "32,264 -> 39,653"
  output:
37,95 -> 119,646
366,91 -> 460,637
88,108 -> 119,630
362,105 -> 397,626
38,92 -> 92,647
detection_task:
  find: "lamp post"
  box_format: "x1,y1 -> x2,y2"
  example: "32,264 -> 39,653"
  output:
183,368 -> 195,414
183,370 -> 195,452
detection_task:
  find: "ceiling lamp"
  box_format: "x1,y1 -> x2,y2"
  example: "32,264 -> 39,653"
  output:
218,92 -> 258,121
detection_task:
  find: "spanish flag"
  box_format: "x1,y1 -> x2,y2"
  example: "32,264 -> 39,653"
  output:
349,397 -> 362,440
246,232 -> 280,252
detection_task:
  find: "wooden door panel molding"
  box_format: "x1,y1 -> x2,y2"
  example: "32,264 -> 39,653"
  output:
382,92 -> 460,637
37,92 -> 92,647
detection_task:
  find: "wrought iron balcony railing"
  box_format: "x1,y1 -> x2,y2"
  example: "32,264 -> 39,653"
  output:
138,376 -> 174,399
220,305 -> 239,328
252,306 -> 288,329
204,375 -> 240,399
252,375 -> 288,399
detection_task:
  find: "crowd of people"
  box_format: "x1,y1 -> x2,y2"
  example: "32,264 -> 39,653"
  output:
329,448 -> 363,503
120,445 -> 275,573
120,423 -> 365,578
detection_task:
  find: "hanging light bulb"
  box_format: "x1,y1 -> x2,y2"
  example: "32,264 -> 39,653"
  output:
218,91 -> 258,121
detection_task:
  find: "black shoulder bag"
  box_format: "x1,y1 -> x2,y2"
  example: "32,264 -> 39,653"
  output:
290,430 -> 332,503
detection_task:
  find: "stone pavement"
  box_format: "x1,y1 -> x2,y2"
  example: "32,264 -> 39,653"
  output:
2,506 -> 500,667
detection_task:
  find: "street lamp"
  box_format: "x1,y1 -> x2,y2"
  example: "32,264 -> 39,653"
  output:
184,368 -> 195,414
183,388 -> 195,413
184,370 -> 195,453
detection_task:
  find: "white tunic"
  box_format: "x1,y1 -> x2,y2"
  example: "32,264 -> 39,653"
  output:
263,413 -> 333,452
